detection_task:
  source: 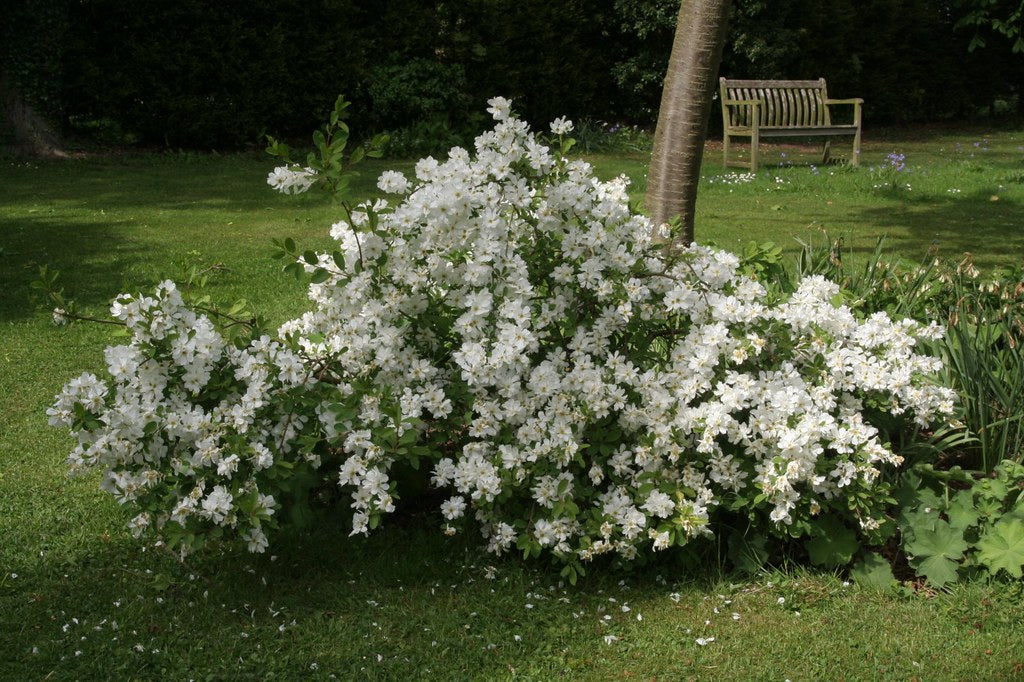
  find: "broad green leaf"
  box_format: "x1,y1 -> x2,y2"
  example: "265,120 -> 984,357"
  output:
349,145 -> 365,166
905,519 -> 968,587
850,551 -> 897,591
974,478 -> 1009,503
947,490 -> 981,531
312,129 -> 327,154
911,553 -> 961,587
898,507 -> 942,543
806,517 -> 858,566
976,519 -> 1024,578
994,459 -> 1024,483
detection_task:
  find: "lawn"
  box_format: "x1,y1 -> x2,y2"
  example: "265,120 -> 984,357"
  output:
2,128 -> 1023,679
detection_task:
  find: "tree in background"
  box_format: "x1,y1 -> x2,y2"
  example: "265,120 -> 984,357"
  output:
0,0 -> 68,156
956,0 -> 1024,52
2,0 -> 1021,154
954,0 -> 1024,115
645,0 -> 732,244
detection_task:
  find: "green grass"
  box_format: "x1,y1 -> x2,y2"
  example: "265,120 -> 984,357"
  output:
596,128 -> 1024,270
2,130 -> 1024,679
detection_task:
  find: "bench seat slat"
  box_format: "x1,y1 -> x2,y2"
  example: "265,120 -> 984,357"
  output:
727,125 -> 859,136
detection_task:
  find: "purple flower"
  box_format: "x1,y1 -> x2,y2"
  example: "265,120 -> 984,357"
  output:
886,152 -> 906,172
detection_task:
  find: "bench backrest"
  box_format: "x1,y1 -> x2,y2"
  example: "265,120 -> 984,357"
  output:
720,78 -> 832,128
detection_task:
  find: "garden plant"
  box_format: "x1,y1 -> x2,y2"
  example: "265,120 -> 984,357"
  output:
4,100 -> 1024,679
44,97 -> 1004,584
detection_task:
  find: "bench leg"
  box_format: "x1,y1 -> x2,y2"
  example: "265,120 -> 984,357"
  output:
750,130 -> 759,172
723,134 -> 731,168
852,129 -> 861,167
821,140 -> 831,165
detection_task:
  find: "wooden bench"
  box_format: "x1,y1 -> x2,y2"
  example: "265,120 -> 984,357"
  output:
719,78 -> 863,171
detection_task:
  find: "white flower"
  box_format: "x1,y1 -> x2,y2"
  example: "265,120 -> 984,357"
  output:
486,96 -> 512,121
377,170 -> 410,194
550,117 -> 574,135
243,526 -> 268,553
201,486 -> 233,524
440,495 -> 467,520
266,165 -> 316,195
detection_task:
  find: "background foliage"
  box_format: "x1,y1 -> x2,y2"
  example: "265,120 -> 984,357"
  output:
2,0 -> 1022,150
0,0 -> 68,121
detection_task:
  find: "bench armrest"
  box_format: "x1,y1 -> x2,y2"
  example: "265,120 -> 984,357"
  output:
824,98 -> 863,127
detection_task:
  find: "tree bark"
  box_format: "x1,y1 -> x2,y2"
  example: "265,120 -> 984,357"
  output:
0,70 -> 67,158
645,0 -> 732,245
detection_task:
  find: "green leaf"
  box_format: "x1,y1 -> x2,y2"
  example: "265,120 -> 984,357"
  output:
850,551 -> 897,591
806,517 -> 858,566
289,502 -> 315,529
947,490 -> 981,531
974,478 -> 1009,504
994,459 -> 1024,483
560,564 -> 578,585
898,507 -> 942,543
235,491 -> 260,516
905,519 -> 968,587
728,531 -> 769,574
312,129 -> 327,154
976,519 -> 1024,578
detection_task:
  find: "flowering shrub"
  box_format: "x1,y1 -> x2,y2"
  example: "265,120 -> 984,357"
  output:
50,99 -> 956,570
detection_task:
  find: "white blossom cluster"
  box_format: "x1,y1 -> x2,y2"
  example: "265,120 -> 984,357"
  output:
49,281 -> 320,555
266,165 -> 317,195
53,99 -> 955,562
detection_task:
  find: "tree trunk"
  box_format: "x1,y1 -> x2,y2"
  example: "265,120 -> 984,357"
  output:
0,70 -> 67,158
645,0 -> 732,245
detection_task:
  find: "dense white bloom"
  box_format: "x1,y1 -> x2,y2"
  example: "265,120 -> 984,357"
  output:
52,103 -> 956,564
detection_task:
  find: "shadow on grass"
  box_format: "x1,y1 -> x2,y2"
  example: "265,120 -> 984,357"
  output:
0,215 -> 150,322
0,156 -> 392,322
1,509 -> 723,678
848,190 -> 1024,270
